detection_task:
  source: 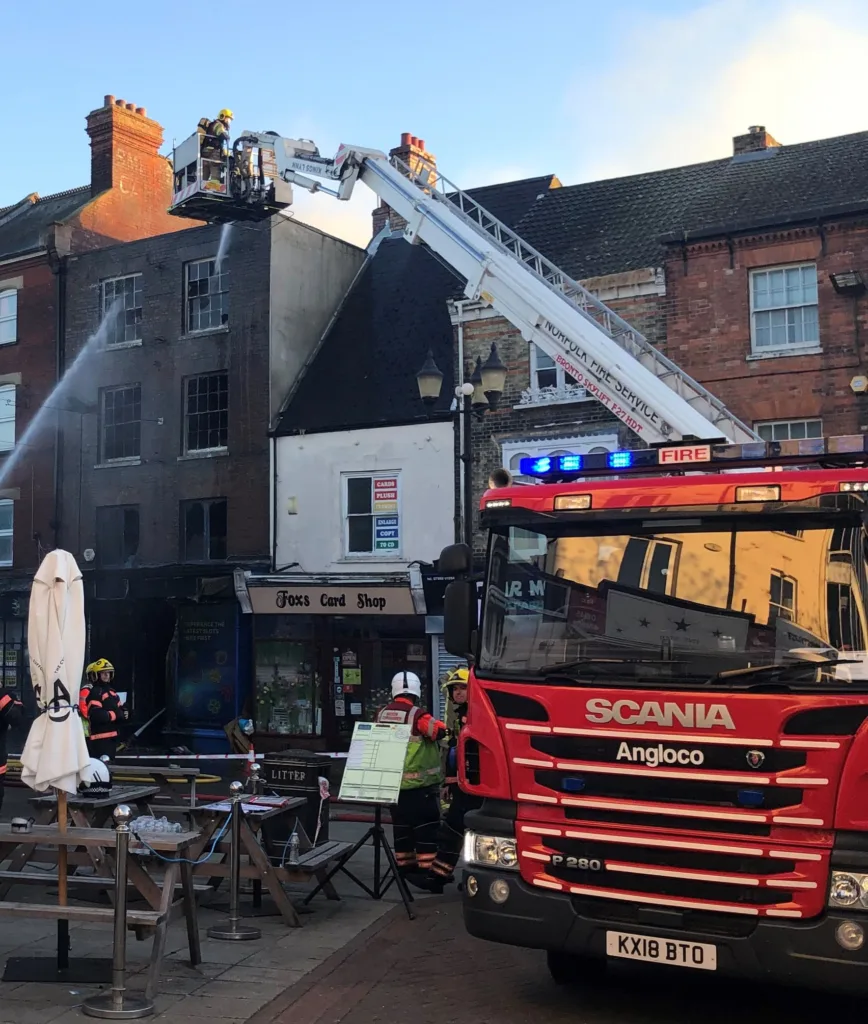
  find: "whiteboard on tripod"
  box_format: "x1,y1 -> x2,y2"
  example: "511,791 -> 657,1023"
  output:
338,722 -> 411,805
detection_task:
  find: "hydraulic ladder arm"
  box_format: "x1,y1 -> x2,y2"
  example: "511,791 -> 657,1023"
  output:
168,132 -> 757,444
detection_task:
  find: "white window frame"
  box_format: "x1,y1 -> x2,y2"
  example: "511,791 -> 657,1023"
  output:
183,372 -> 229,454
101,273 -> 143,347
0,289 -> 16,346
517,344 -> 592,407
755,418 -> 822,443
341,471 -> 402,559
0,500 -> 13,567
0,384 -> 15,453
185,258 -> 229,334
749,263 -> 820,356
502,434 -> 619,484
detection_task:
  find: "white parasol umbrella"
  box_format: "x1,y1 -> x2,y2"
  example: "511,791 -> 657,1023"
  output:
21,549 -> 90,794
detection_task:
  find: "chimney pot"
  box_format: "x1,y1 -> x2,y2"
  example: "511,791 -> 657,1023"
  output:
105,94 -> 115,106
115,98 -> 124,106
136,107 -> 146,116
401,132 -> 412,146
125,102 -> 135,111
418,138 -> 425,150
733,125 -> 780,157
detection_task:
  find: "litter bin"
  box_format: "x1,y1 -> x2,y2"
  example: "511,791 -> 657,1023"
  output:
260,749 -> 332,853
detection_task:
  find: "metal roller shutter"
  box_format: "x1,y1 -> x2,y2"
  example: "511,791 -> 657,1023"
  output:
431,636 -> 467,721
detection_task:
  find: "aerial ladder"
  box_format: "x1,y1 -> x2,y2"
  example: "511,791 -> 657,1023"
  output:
168,127 -> 757,445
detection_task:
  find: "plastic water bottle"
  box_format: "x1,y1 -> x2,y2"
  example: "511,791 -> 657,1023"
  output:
288,831 -> 300,866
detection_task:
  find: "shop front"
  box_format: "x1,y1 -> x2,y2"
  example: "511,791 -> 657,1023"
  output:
241,575 -> 429,754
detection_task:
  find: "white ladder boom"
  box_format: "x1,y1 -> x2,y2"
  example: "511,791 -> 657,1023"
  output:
355,155 -> 756,444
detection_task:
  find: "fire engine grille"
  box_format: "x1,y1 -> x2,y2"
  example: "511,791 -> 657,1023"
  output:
534,768 -> 802,810
517,823 -> 827,919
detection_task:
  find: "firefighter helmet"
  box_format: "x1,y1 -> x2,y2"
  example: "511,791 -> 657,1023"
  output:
78,757 -> 112,797
86,658 -> 114,683
441,667 -> 469,691
391,670 -> 422,699
219,108 -> 233,121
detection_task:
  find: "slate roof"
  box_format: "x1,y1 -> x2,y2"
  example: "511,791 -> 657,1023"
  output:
0,186 -> 91,260
514,130 -> 868,281
275,175 -> 557,436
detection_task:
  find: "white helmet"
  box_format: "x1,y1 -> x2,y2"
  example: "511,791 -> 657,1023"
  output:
391,670 -> 422,699
79,757 -> 112,797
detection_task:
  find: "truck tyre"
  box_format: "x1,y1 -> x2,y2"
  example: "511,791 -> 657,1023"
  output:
546,950 -> 604,986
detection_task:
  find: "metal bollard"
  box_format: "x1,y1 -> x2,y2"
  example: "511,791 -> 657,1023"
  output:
249,762 -> 262,795
82,805 -> 154,1019
207,782 -> 261,941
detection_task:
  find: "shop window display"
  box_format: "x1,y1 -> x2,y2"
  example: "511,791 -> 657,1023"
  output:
254,641 -> 319,735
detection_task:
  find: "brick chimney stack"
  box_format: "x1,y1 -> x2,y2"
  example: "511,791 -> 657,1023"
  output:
733,125 -> 781,157
86,95 -> 168,196
372,133 -> 437,237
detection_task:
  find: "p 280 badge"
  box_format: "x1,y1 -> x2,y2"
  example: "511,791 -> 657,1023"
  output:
550,854 -> 604,871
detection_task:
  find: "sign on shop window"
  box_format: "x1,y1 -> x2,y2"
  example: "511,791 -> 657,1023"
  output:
346,473 -> 401,555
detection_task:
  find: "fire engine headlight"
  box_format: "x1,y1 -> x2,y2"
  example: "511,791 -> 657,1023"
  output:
463,831 -> 519,871
829,871 -> 868,908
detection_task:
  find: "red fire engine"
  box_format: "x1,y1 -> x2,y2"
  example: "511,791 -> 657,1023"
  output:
440,436 -> 868,993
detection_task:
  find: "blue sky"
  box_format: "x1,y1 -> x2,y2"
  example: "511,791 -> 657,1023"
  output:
2,0 -> 867,245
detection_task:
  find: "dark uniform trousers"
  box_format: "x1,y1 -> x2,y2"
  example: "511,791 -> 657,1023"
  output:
393,785 -> 442,874
430,784 -> 482,879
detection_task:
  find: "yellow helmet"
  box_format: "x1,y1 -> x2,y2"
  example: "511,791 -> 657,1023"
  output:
219,108 -> 233,120
86,659 -> 114,682
441,667 -> 469,691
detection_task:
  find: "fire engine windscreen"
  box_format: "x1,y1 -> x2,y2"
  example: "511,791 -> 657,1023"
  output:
480,512 -> 868,688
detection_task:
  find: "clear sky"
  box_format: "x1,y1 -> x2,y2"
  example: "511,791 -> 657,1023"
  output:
2,0 -> 867,246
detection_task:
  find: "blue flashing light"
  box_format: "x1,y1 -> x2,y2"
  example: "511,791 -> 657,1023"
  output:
736,789 -> 765,809
509,433 -> 868,483
608,451 -> 634,469
561,777 -> 586,793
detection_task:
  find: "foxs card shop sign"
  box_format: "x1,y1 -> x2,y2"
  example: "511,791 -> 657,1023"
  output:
373,477 -> 400,553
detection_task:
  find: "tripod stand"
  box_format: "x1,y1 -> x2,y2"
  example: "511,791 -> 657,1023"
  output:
303,803 -> 415,920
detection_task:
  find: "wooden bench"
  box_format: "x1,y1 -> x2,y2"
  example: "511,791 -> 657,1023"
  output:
0,902 -> 162,926
282,841 -> 353,875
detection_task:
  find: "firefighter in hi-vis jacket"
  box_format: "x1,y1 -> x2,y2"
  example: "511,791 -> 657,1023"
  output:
420,667 -> 483,893
376,670 -> 446,884
80,659 -> 128,760
0,688 -> 23,812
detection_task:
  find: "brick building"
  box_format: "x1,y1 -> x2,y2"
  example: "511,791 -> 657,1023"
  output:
456,124 -> 868,558
60,214 -> 363,746
0,95 -> 200,703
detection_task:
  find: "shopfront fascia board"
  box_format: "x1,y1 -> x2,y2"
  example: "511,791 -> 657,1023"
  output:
248,582 -> 418,616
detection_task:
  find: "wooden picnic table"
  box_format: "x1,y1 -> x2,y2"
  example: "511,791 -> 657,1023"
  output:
108,764 -> 202,807
0,823 -> 201,999
29,784 -> 160,828
187,797 -> 352,927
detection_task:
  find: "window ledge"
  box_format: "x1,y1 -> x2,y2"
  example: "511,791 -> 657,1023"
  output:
178,448 -> 228,462
105,339 -> 143,351
94,458 -> 142,470
0,340 -> 18,349
338,555 -> 406,563
516,386 -> 594,408
746,347 -> 822,361
180,326 -> 230,342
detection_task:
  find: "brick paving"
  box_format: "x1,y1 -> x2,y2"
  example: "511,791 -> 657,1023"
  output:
248,896 -> 868,1024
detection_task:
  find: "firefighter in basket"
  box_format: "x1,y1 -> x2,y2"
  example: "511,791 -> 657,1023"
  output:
79,659 -> 128,761
419,667 -> 482,893
197,109 -> 233,187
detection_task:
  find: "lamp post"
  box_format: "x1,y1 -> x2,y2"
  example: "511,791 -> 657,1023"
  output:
416,343 -> 507,550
